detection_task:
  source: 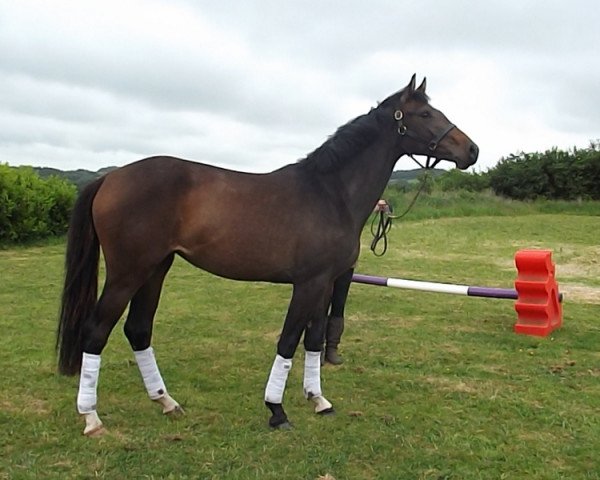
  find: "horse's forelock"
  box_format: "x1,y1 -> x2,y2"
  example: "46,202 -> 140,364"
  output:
380,86 -> 430,108
410,89 -> 430,103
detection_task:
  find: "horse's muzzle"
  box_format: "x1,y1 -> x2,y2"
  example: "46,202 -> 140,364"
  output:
463,142 -> 479,169
470,142 -> 479,163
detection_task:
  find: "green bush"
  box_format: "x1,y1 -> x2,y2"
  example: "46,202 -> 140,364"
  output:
488,142 -> 600,200
436,168 -> 490,192
0,164 -> 77,244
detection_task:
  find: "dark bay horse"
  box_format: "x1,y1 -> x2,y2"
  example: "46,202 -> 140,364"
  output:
57,75 -> 478,435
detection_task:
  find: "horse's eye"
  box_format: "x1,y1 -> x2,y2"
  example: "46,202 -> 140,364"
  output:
421,111 -> 432,118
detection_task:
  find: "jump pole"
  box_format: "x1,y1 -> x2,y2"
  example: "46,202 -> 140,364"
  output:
353,274 -> 522,300
352,249 -> 564,337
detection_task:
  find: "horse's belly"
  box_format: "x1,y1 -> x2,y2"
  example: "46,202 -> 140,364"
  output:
177,240 -> 295,283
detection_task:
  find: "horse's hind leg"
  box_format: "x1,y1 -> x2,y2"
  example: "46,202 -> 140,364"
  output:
78,278 -> 138,436
123,255 -> 183,417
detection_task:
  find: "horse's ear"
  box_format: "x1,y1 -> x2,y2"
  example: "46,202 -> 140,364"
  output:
407,74 -> 417,93
416,77 -> 427,94
396,74 -> 417,104
384,74 -> 418,107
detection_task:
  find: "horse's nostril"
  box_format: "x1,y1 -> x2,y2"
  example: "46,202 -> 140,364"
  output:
470,143 -> 479,160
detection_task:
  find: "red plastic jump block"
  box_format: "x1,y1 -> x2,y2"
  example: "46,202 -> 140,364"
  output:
513,249 -> 562,337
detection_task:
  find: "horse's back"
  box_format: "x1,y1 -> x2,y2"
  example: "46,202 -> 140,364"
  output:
91,156 -> 356,283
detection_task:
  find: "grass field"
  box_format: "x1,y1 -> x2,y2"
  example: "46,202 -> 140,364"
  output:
1,210 -> 599,479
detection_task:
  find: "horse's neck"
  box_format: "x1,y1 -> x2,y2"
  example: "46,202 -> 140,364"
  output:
337,141 -> 399,230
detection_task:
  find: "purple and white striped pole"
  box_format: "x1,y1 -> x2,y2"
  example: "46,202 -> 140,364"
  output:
352,274 -> 563,302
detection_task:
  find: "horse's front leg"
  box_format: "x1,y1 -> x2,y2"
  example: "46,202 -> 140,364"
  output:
265,354 -> 294,429
264,279 -> 332,428
303,321 -> 334,415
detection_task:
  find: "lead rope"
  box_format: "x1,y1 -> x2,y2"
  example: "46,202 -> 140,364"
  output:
369,155 -> 432,256
369,210 -> 392,257
370,107 -> 454,256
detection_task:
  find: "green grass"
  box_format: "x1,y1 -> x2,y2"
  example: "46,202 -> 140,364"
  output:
383,188 -> 600,220
1,212 -> 600,479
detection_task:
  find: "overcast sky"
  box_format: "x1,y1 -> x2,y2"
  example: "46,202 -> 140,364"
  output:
1,0 -> 599,173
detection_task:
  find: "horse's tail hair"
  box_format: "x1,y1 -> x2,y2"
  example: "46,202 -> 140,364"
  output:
57,177 -> 105,376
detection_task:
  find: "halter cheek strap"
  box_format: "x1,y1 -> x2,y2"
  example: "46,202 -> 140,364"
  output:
427,122 -> 456,152
394,109 -> 455,160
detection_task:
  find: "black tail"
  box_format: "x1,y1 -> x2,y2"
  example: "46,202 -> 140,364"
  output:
57,177 -> 105,375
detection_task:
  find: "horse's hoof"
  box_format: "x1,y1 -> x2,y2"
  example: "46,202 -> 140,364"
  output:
311,395 -> 333,415
84,424 -> 107,437
268,414 -> 292,430
165,405 -> 185,418
265,401 -> 291,430
155,394 -> 184,416
270,420 -> 293,430
82,411 -> 105,437
317,407 -> 335,416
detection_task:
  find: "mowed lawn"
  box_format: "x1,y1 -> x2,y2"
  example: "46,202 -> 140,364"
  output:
1,214 -> 599,479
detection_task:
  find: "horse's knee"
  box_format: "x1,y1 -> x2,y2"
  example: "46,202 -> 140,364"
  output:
276,333 -> 301,358
303,333 -> 324,352
123,321 -> 151,351
303,321 -> 326,352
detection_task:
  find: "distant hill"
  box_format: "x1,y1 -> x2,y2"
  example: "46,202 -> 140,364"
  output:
28,165 -> 444,191
389,168 -> 445,183
32,166 -> 117,191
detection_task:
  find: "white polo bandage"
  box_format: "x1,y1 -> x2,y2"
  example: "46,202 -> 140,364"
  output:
134,347 -> 167,400
303,350 -> 322,399
264,354 -> 292,404
77,352 -> 101,414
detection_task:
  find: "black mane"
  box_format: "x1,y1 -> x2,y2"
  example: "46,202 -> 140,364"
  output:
298,87 -> 429,173
298,109 -> 381,173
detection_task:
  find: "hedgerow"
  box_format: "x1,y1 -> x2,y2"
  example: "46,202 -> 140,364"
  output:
0,164 -> 77,244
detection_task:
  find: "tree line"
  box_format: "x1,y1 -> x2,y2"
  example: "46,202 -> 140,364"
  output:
399,141 -> 600,200
1,142 -> 598,243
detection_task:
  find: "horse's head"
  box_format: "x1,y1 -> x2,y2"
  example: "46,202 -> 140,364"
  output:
380,74 -> 478,169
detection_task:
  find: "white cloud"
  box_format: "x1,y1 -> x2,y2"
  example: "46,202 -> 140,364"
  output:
1,0 -> 598,173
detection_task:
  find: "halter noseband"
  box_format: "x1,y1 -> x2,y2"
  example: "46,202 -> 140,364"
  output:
394,110 -> 455,169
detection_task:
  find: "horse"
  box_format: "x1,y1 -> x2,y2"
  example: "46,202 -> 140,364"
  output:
57,74 -> 478,436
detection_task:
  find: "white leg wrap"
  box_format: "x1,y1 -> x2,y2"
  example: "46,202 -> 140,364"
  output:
134,347 -> 167,400
264,354 -> 292,404
303,350 -> 322,399
303,350 -> 333,413
77,353 -> 101,414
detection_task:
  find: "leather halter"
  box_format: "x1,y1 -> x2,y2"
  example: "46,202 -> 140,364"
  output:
394,109 -> 455,169
369,108 -> 457,256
